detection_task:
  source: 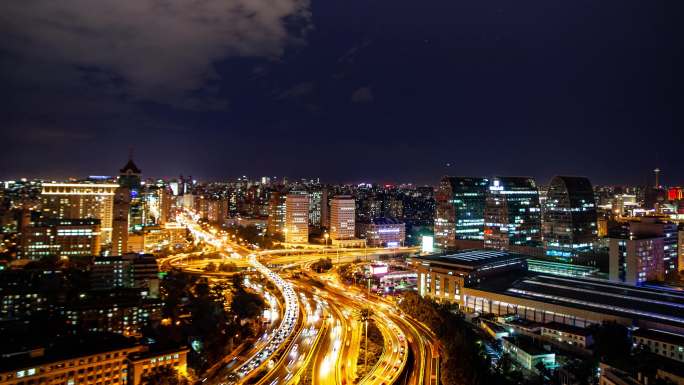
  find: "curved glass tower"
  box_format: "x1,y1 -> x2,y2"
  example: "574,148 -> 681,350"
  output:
542,176 -> 598,261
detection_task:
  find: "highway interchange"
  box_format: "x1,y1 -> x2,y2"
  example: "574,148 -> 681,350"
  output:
171,212 -> 438,385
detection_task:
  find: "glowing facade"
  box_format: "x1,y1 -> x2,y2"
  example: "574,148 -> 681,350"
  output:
41,182 -> 119,244
19,218 -> 101,260
542,176 -> 598,262
434,176 -> 488,248
329,195 -> 355,240
484,177 -> 542,250
285,192 -> 309,243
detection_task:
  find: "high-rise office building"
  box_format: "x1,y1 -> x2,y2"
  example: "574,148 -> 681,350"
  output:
111,187 -> 131,256
207,198 -> 228,225
542,176 -> 598,262
679,227 -> 684,274
285,192 -> 309,243
119,158 -> 142,191
434,176 -> 488,249
18,218 -> 101,260
91,253 -> 160,296
309,189 -> 323,228
320,187 -> 330,229
267,190 -> 286,236
484,177 -> 542,251
40,182 -> 119,244
329,196 -> 355,240
629,217 -> 679,276
609,235 -> 664,285
119,158 -> 144,231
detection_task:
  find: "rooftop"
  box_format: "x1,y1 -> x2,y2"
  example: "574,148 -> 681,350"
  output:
414,249 -> 528,269
633,328 -> 684,346
0,333 -> 137,373
472,273 -> 684,331
120,159 -> 141,174
369,217 -> 404,225
502,335 -> 553,356
542,321 -> 593,336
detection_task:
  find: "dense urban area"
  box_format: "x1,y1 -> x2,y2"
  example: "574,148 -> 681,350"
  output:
1,160 -> 683,385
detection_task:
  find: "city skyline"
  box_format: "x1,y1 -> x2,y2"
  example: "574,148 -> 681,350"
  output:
0,157 -> 679,187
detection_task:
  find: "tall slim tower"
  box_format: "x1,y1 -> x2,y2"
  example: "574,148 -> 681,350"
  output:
111,187 -> 131,256
654,168 -> 661,188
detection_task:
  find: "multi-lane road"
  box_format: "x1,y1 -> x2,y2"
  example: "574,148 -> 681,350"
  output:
173,211 -> 438,385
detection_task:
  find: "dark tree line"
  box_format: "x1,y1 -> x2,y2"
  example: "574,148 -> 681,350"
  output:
149,271 -> 265,373
399,292 -> 521,385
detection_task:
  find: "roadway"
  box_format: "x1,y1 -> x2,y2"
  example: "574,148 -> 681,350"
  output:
172,210 -> 436,385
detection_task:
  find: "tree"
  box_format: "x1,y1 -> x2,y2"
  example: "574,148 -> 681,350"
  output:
230,274 -> 265,321
204,262 -> 217,272
312,257 -> 333,272
497,353 -> 513,377
219,262 -> 238,272
590,321 -> 631,366
359,308 -> 373,371
140,366 -> 189,385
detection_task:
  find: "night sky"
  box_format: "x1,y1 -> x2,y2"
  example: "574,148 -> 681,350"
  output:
1,0 -> 681,185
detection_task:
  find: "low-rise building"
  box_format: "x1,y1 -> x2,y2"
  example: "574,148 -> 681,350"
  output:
541,321 -> 593,348
357,217 -> 406,247
411,249 -> 528,303
480,319 -> 510,340
632,328 -> 684,363
0,337 -> 141,385
127,346 -> 189,385
501,335 -> 555,372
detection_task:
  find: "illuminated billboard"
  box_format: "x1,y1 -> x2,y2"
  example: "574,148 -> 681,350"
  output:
371,264 -> 388,275
421,235 -> 434,253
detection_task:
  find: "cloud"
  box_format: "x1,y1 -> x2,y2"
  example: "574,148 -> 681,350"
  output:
351,86 -> 374,103
0,0 -> 312,107
276,81 -> 315,100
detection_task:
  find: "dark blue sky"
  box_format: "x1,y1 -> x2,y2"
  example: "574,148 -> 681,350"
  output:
1,0 -> 681,185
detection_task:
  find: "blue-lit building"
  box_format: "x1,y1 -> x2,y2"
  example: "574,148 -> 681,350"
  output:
434,176 -> 488,248
484,177 -> 542,250
542,176 -> 598,262
118,158 -> 144,231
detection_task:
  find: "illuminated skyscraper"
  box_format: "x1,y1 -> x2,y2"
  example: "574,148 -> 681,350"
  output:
434,176 -> 488,249
329,196 -> 355,240
542,176 -> 598,262
308,189 -> 323,228
40,182 -> 119,244
484,177 -> 542,250
267,190 -> 287,236
285,192 -> 309,243
118,158 -> 144,231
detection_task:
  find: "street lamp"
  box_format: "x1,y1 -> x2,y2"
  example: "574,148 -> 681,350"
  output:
324,232 -> 329,252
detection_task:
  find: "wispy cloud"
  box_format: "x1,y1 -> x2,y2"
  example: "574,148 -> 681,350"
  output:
0,0 -> 312,108
351,86 -> 374,103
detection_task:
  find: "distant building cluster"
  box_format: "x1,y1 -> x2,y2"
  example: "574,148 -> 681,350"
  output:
434,172 -> 684,286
